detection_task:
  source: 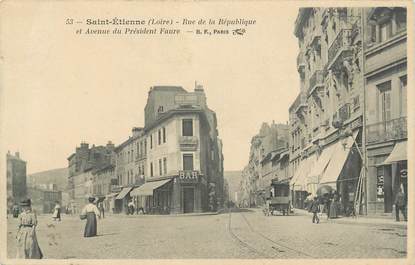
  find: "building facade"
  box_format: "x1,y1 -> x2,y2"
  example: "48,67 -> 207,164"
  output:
113,127 -> 146,213
364,7 -> 407,214
6,151 -> 27,210
290,8 -> 364,213
240,122 -> 290,206
67,141 -> 115,204
130,85 -> 224,214
27,187 -> 62,214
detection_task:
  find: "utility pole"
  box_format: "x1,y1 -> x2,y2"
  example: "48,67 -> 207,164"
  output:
360,7 -> 368,216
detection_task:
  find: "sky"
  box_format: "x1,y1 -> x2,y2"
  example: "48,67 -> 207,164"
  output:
0,1 -> 300,174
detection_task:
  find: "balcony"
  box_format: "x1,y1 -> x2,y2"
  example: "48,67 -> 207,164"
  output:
327,29 -> 353,70
179,136 -> 199,151
308,70 -> 324,95
366,117 -> 407,144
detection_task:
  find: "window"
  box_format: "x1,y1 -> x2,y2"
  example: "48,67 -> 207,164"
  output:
150,135 -> 153,149
379,20 -> 392,42
131,150 -> 134,161
182,119 -> 193,136
183,154 -> 194,171
162,127 -> 166,143
400,76 -> 407,117
159,159 -> 162,176
150,162 -> 153,177
158,129 -> 161,145
395,9 -> 407,33
144,140 -> 147,154
163,157 -> 167,174
377,81 -> 391,122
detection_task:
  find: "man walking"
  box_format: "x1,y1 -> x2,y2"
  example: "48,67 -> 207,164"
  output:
395,188 -> 407,221
311,196 -> 320,224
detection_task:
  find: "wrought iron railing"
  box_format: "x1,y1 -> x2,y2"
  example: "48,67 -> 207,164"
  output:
328,29 -> 353,66
366,117 -> 407,144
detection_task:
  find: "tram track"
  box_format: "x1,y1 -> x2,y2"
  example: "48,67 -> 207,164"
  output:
227,209 -> 316,258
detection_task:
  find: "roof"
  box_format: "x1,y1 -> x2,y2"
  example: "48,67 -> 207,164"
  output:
144,106 -> 210,133
152,86 -> 186,91
114,135 -> 140,152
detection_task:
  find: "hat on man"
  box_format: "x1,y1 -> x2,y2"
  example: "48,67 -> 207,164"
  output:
19,199 -> 31,207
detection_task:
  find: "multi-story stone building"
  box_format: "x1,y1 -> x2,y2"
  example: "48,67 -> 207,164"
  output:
67,141 -> 115,209
240,122 -> 290,206
364,7 -> 407,215
290,8 -> 364,212
130,85 -> 224,214
113,127 -> 146,213
27,187 -> 62,214
259,148 -> 290,199
6,151 -> 27,210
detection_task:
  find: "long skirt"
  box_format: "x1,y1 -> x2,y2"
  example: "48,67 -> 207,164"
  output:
329,201 -> 338,218
16,227 -> 43,259
84,212 -> 97,237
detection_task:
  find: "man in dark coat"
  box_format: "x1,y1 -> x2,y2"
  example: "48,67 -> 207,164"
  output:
310,196 -> 320,224
395,189 -> 407,221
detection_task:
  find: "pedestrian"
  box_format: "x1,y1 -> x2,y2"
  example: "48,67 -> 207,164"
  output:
329,193 -> 338,219
394,188 -> 407,222
52,201 -> 61,221
128,200 -> 135,215
99,202 -> 105,218
310,196 -> 320,224
80,197 -> 101,237
12,204 -> 20,218
16,199 -> 43,259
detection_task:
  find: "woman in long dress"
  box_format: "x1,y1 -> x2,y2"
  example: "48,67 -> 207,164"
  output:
329,193 -> 339,219
81,197 -> 101,237
52,201 -> 61,221
16,199 -> 43,259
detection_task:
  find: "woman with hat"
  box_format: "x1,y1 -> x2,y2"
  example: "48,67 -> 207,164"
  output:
80,197 -> 101,237
16,199 -> 43,259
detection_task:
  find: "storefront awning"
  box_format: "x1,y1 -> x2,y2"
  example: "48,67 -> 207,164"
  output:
383,141 -> 407,164
290,155 -> 315,191
130,179 -> 171,196
115,187 -> 133,200
319,131 -> 357,186
308,142 -> 337,180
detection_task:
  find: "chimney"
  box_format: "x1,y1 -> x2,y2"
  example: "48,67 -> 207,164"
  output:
15,152 -> 20,158
106,141 -> 115,150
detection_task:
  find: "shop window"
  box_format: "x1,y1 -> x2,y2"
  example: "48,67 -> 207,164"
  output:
377,167 -> 385,202
183,154 -> 194,171
182,119 -> 193,136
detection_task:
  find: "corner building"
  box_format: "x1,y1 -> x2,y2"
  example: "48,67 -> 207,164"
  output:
130,86 -> 224,214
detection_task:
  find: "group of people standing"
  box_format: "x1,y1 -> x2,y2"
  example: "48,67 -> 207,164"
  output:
309,192 -> 340,224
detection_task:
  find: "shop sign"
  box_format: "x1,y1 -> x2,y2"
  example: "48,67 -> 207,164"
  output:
178,170 -> 199,183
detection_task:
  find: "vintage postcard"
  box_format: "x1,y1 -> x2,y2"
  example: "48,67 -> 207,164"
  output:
0,0 -> 413,264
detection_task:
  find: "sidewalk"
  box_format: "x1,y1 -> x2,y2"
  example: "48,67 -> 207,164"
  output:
294,208 -> 407,228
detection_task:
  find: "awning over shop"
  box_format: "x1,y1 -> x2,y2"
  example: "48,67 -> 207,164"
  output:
319,131 -> 358,187
383,141 -> 407,164
290,155 -> 315,191
130,179 -> 171,196
105,193 -> 119,199
115,187 -> 133,200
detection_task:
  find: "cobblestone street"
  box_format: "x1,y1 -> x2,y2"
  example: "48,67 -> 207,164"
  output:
7,209 -> 407,259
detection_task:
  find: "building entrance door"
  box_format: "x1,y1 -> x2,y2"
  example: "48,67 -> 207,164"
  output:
183,187 -> 194,213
